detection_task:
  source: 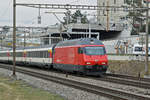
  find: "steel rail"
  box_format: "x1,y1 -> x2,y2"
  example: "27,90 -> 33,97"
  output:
105,73 -> 150,83
0,64 -> 150,100
0,63 -> 150,89
96,76 -> 150,89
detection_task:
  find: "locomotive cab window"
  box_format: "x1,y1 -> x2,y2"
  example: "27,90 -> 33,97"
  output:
84,46 -> 106,55
78,47 -> 84,54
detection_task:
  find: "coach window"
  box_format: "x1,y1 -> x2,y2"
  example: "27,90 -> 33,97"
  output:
10,53 -> 12,57
39,51 -> 40,58
28,52 -> 30,57
0,53 -> 2,57
40,51 -> 42,58
33,51 -> 35,57
35,51 -> 37,57
78,47 -> 84,54
29,52 -> 31,57
31,51 -> 33,57
32,51 -> 34,57
37,51 -> 40,58
45,51 -> 47,58
34,51 -> 36,57
26,52 -> 28,57
31,52 -> 33,57
44,51 -> 46,58
20,52 -> 21,57
2,53 -> 4,57
16,52 -> 18,57
43,51 -> 45,58
20,52 -> 22,57
39,51 -> 41,58
42,51 -> 43,58
42,51 -> 44,58
18,52 -> 22,57
40,51 -> 41,58
47,51 -> 49,58
17,52 -> 19,57
37,51 -> 39,58
46,51 -> 48,58
36,51 -> 38,57
27,52 -> 28,57
34,51 -> 37,57
30,52 -> 32,57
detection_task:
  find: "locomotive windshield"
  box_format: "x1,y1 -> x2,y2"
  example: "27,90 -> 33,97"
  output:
84,47 -> 106,55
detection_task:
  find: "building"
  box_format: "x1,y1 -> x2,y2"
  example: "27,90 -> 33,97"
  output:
97,0 -> 128,31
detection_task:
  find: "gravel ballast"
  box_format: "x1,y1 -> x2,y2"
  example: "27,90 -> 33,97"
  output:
0,68 -> 111,100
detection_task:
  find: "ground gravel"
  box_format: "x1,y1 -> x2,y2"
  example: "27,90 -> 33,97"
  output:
20,66 -> 150,97
0,68 -> 111,100
1,65 -> 150,99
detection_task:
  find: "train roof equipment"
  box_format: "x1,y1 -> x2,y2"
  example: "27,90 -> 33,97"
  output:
56,38 -> 104,47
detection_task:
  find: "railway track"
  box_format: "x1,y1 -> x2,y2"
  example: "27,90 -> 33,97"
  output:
93,74 -> 150,89
1,63 -> 150,89
105,73 -> 150,82
0,64 -> 150,100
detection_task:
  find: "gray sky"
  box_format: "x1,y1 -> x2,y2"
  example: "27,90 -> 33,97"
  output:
0,0 -> 97,27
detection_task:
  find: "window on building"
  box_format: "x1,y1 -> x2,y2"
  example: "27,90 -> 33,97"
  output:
103,10 -> 105,15
114,0 -> 116,4
124,0 -> 126,4
114,8 -> 116,13
103,2 -> 105,6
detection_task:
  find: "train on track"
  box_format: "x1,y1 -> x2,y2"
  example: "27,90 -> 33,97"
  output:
0,38 -> 108,75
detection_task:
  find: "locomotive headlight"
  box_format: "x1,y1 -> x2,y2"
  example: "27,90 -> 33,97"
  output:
86,62 -> 91,65
102,62 -> 106,65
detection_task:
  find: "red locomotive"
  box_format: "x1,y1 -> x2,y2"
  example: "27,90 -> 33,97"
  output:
53,38 -> 108,75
